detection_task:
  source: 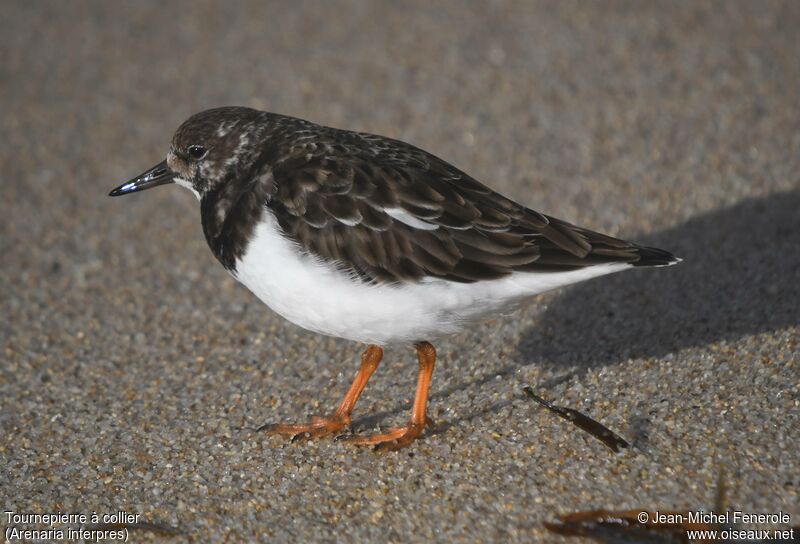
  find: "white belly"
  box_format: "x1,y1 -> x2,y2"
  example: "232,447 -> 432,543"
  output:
233,211 -> 629,345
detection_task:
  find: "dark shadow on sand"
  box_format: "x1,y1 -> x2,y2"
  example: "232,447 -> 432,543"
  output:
516,189 -> 799,374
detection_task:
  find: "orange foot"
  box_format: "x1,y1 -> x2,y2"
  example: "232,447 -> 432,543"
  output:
258,414 -> 351,442
338,417 -> 435,451
258,345 -> 383,443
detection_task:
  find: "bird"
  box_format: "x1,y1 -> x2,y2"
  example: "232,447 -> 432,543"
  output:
110,106 -> 680,451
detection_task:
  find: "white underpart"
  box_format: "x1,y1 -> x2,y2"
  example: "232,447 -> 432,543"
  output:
233,210 -> 630,345
174,177 -> 200,200
384,207 -> 439,230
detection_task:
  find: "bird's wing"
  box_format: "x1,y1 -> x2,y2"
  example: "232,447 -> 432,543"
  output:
267,131 -> 647,284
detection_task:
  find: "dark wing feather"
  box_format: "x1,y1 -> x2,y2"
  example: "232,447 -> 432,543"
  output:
267,127 -> 663,284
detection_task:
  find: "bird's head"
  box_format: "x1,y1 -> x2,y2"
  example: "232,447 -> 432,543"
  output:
110,107 -> 266,200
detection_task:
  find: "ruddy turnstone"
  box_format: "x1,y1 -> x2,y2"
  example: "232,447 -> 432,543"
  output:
110,107 -> 679,450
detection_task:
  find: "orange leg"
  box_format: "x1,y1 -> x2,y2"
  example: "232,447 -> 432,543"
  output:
259,345 -> 382,441
343,341 -> 436,451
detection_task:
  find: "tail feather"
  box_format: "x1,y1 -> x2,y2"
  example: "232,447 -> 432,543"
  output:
632,245 -> 681,267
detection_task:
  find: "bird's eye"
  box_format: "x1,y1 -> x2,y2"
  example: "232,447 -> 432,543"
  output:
187,145 -> 207,159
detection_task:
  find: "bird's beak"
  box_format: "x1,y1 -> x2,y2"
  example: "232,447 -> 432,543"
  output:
109,160 -> 175,196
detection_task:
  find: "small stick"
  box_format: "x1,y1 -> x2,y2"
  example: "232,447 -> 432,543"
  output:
523,386 -> 629,453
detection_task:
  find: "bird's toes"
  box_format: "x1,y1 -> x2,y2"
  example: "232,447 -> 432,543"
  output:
258,414 -> 351,442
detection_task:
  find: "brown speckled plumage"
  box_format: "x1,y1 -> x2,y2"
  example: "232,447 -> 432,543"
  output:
166,107 -> 676,279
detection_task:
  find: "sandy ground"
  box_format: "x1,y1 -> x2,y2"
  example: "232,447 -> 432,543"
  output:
1,1 -> 798,542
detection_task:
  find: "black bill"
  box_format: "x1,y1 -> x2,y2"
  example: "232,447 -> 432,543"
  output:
109,160 -> 174,196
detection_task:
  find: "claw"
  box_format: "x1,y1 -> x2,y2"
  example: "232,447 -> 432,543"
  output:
291,432 -> 310,443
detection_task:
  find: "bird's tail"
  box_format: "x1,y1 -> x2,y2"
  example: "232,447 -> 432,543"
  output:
631,245 -> 682,267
